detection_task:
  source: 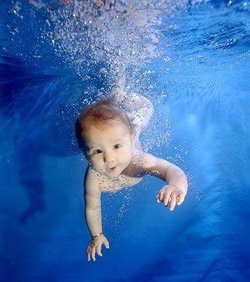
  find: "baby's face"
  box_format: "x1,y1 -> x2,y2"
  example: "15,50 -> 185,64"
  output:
81,119 -> 135,177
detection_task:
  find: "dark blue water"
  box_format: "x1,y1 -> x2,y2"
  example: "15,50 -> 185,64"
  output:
1,1 -> 250,281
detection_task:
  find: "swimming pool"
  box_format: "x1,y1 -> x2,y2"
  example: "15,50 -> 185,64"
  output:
1,0 -> 250,281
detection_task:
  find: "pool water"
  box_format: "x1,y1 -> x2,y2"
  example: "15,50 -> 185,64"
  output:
1,1 -> 250,281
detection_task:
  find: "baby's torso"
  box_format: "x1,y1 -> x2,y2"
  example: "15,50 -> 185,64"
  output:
99,174 -> 142,192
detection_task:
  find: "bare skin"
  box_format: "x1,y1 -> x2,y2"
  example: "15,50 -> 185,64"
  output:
82,102 -> 188,262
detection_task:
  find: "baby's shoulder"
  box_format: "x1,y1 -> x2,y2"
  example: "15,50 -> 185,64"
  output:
130,150 -> 161,173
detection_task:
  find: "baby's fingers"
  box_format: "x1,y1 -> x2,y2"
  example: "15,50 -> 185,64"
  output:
87,248 -> 93,262
87,250 -> 91,262
162,192 -> 171,206
177,193 -> 185,205
96,245 -> 103,257
104,238 -> 110,249
91,247 -> 96,262
156,191 -> 170,204
169,194 -> 177,211
156,193 -> 161,203
87,246 -> 92,262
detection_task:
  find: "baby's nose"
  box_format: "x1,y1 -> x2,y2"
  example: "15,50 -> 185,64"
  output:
103,152 -> 115,164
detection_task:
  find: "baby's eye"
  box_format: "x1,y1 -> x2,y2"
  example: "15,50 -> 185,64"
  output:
114,144 -> 121,150
93,149 -> 102,155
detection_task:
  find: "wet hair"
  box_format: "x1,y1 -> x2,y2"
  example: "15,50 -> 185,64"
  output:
75,96 -> 134,151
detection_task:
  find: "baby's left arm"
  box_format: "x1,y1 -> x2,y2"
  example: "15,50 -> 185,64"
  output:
140,153 -> 188,211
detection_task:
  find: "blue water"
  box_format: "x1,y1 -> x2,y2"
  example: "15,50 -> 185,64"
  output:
1,1 -> 250,281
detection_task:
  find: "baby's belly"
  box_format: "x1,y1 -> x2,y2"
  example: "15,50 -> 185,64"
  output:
99,175 -> 142,192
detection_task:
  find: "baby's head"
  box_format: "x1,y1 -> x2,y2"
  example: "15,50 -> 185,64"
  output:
75,97 -> 135,177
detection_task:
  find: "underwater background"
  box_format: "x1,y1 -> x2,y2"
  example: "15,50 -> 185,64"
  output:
1,0 -> 250,281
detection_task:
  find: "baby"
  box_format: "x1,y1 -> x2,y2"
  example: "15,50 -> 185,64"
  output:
75,79 -> 188,262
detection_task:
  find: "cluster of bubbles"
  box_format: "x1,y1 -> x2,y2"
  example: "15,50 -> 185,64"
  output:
1,0 -> 197,161
43,0 -> 188,79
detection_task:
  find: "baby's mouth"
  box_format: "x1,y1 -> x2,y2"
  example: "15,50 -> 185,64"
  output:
107,166 -> 117,173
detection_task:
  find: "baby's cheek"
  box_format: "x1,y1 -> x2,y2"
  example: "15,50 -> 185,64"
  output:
90,158 -> 97,166
92,157 -> 104,168
87,157 -> 96,168
123,149 -> 133,163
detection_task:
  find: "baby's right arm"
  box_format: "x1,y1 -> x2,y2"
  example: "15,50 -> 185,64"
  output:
84,167 -> 109,261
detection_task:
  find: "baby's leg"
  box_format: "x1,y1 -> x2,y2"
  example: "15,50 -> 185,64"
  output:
111,77 -> 153,136
126,93 -> 153,136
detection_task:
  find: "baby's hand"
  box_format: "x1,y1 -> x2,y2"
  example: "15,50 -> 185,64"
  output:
87,234 -> 109,262
156,185 -> 187,211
